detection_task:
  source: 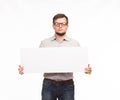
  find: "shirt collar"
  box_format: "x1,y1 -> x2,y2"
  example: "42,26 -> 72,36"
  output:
51,35 -> 70,41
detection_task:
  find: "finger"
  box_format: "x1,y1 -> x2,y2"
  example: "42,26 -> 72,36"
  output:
19,65 -> 24,69
19,71 -> 24,74
88,64 -> 92,70
18,66 -> 24,72
88,64 -> 90,67
85,71 -> 91,74
19,65 -> 22,68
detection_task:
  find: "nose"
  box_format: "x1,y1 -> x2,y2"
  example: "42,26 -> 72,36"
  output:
59,24 -> 62,27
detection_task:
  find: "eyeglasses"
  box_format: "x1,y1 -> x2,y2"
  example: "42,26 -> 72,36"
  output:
53,22 -> 68,27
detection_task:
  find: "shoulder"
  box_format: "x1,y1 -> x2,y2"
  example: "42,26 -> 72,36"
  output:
39,36 -> 53,47
67,37 -> 80,46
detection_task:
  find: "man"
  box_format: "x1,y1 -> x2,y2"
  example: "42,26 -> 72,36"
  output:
18,13 -> 92,100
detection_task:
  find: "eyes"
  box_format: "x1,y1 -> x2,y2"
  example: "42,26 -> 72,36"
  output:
53,22 -> 68,27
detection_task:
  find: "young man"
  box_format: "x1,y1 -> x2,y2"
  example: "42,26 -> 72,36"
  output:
18,13 -> 92,100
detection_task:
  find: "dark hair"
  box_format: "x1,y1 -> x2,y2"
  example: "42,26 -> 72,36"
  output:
53,13 -> 68,24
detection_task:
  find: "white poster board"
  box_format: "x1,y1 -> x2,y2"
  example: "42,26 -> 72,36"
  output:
20,47 -> 88,73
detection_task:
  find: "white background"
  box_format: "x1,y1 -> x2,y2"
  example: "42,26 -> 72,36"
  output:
0,0 -> 120,100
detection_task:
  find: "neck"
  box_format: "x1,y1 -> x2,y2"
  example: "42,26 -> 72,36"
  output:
55,34 -> 66,41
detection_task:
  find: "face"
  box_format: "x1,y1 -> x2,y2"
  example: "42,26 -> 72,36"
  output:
53,17 -> 68,36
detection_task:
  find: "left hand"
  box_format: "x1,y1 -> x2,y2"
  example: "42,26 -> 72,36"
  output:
84,64 -> 92,74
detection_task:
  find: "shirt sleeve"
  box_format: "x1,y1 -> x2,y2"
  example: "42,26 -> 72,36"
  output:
39,41 -> 44,47
77,42 -> 80,47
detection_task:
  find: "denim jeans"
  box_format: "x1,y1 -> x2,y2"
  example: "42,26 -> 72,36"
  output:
41,78 -> 74,100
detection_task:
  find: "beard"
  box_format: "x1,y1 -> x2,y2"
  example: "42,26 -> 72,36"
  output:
56,32 -> 66,36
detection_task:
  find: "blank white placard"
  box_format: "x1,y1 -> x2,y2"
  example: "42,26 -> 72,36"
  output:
20,47 -> 88,73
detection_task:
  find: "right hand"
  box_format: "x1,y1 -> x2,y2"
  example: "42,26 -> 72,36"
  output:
18,65 -> 24,75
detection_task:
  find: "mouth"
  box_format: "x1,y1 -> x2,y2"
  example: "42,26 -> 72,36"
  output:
58,29 -> 63,32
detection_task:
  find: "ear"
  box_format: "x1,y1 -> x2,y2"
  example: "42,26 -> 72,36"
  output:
53,24 -> 55,29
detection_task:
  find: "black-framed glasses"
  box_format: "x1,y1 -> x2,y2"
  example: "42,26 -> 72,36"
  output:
53,22 -> 68,27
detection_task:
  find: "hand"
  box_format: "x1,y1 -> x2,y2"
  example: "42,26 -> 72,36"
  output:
84,64 -> 92,74
18,65 -> 24,75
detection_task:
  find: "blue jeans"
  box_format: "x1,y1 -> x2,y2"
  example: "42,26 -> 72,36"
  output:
41,78 -> 74,100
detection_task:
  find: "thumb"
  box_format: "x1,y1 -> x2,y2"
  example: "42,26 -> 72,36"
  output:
88,64 -> 90,67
